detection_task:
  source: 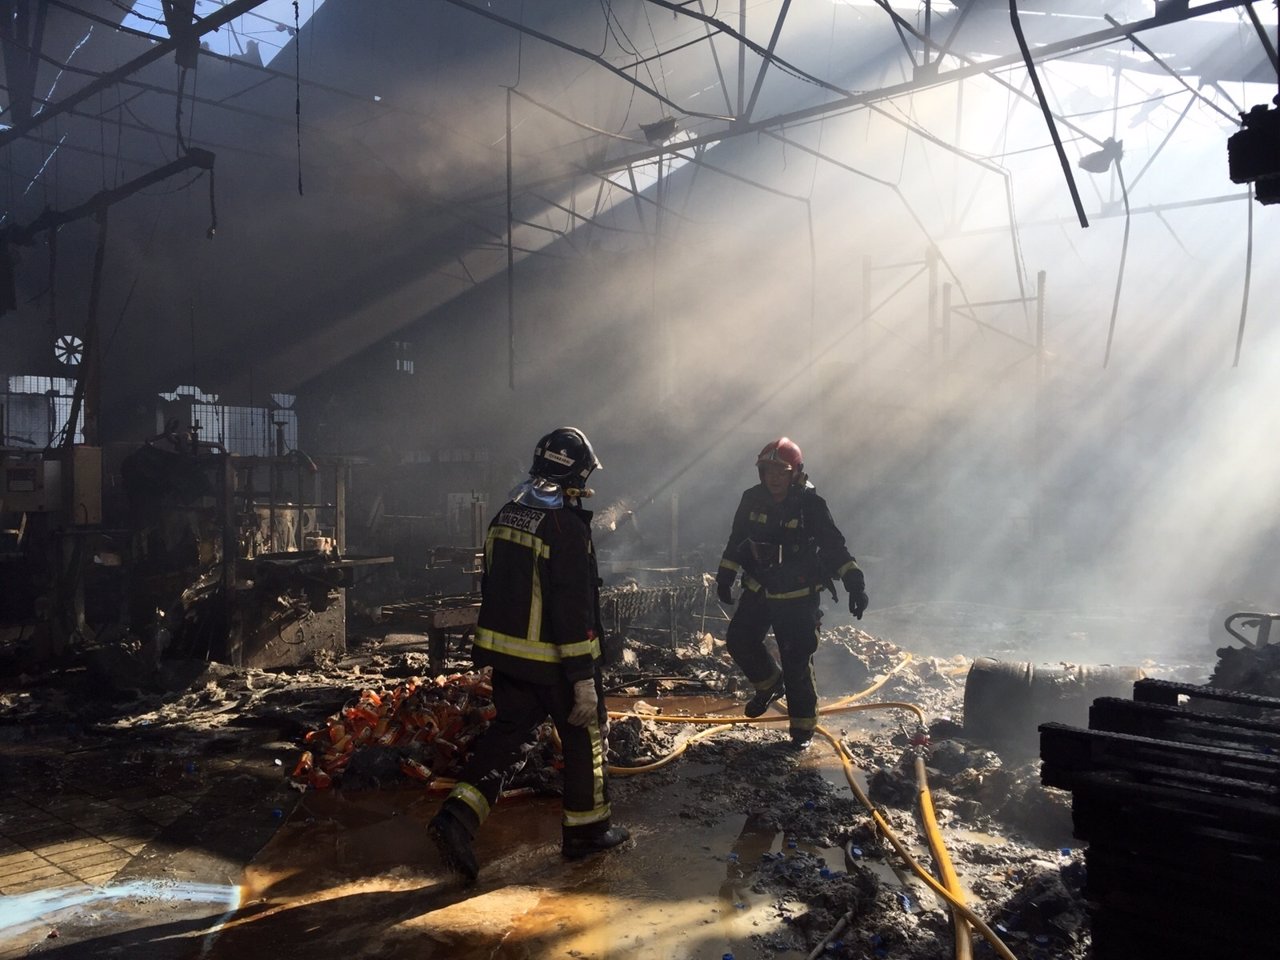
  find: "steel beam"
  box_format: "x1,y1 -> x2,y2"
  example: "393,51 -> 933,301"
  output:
0,0 -> 271,149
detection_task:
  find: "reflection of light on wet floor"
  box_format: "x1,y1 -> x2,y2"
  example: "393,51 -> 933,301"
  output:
199,784 -> 823,959
0,879 -> 241,935
196,698 -> 917,958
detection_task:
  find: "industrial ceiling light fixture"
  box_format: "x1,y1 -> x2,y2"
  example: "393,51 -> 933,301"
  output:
1078,137 -> 1124,173
640,116 -> 678,144
1227,9 -> 1280,205
1228,97 -> 1280,205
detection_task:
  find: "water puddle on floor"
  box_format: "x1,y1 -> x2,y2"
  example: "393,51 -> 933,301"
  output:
200,774 -> 829,960
194,695 -> 923,959
0,879 -> 242,949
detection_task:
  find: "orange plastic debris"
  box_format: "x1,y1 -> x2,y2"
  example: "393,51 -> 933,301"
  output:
400,758 -> 432,781
291,674 -> 505,789
292,751 -> 314,778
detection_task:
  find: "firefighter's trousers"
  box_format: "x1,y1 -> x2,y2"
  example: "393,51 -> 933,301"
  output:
442,669 -> 612,841
726,587 -> 822,738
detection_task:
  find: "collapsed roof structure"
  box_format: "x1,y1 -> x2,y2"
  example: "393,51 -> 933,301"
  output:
1,3 -> 1279,958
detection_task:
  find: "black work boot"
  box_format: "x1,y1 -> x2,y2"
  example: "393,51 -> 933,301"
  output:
562,825 -> 631,861
428,809 -> 479,885
789,730 -> 814,750
743,677 -> 786,718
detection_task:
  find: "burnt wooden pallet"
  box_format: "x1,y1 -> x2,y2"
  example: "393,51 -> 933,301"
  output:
1089,908 -> 1267,960
1083,845 -> 1272,915
1089,695 -> 1280,752
1040,680 -> 1280,960
1040,722 -> 1280,789
1132,677 -> 1280,714
1064,772 -> 1280,863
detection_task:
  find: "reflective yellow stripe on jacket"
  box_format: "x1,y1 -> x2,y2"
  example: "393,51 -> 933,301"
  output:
472,629 -> 602,663
743,575 -> 820,601
479,525 -> 552,651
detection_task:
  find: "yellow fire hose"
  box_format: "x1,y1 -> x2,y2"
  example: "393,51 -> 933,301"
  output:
602,653 -> 1005,960
430,653 -> 1012,960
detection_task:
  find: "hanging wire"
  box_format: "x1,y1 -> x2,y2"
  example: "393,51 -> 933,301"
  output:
1229,5 -> 1274,367
207,165 -> 218,239
515,0 -> 525,88
294,0 -> 304,195
1101,161 -> 1131,368
47,227 -> 58,363
175,65 -> 189,155
98,89 -> 107,189
1232,182 -> 1253,368
188,57 -> 199,145
114,84 -> 125,187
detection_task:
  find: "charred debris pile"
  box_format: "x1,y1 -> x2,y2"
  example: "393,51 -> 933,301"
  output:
5,602 -> 1268,960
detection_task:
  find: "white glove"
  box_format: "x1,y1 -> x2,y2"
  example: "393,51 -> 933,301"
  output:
567,678 -> 598,727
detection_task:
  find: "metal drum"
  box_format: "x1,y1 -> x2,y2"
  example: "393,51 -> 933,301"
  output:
963,656 -> 1145,753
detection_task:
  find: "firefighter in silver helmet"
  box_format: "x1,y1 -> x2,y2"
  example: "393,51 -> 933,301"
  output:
715,437 -> 868,748
428,427 -> 629,884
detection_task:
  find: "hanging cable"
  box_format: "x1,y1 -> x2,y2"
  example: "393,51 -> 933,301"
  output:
47,226 -> 57,356
294,0 -> 303,195
175,65 -> 189,155
1101,161 -> 1131,368
1232,182 -> 1253,368
207,163 -> 218,239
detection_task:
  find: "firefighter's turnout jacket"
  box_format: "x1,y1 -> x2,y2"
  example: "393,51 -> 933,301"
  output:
473,498 -> 603,683
718,482 -> 858,601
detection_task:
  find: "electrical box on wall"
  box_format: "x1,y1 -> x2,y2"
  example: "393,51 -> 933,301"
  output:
0,447 -> 101,524
2,454 -> 60,513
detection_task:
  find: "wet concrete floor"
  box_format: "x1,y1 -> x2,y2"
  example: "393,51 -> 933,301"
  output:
2,701 -> 883,960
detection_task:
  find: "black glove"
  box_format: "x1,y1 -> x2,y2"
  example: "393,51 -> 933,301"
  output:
842,568 -> 869,620
715,568 -> 736,606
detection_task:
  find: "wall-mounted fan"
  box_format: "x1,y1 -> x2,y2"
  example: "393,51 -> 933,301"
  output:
54,334 -> 84,366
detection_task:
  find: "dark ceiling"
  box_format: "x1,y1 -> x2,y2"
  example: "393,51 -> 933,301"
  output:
0,1 -> 1274,413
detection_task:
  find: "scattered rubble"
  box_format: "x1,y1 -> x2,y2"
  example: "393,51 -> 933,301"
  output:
0,602 -> 1229,960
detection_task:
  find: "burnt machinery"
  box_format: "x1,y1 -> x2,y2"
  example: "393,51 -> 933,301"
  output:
380,574 -> 719,676
1223,609 -> 1279,648
120,431 -> 391,670
2,424 -> 393,671
1,444 -> 105,655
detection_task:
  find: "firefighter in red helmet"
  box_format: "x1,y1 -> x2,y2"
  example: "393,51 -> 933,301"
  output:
715,437 -> 868,747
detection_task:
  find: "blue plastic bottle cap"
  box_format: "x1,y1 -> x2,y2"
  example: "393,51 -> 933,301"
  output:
727,852 -> 739,861
851,846 -> 863,857
723,954 -> 734,960
787,841 -> 797,849
271,808 -> 284,819
1059,847 -> 1071,856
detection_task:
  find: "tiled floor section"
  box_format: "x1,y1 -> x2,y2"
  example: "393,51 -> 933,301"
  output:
0,743 -> 240,895
1,795 -> 177,894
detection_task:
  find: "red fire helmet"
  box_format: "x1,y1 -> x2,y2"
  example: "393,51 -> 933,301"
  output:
756,437 -> 803,474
